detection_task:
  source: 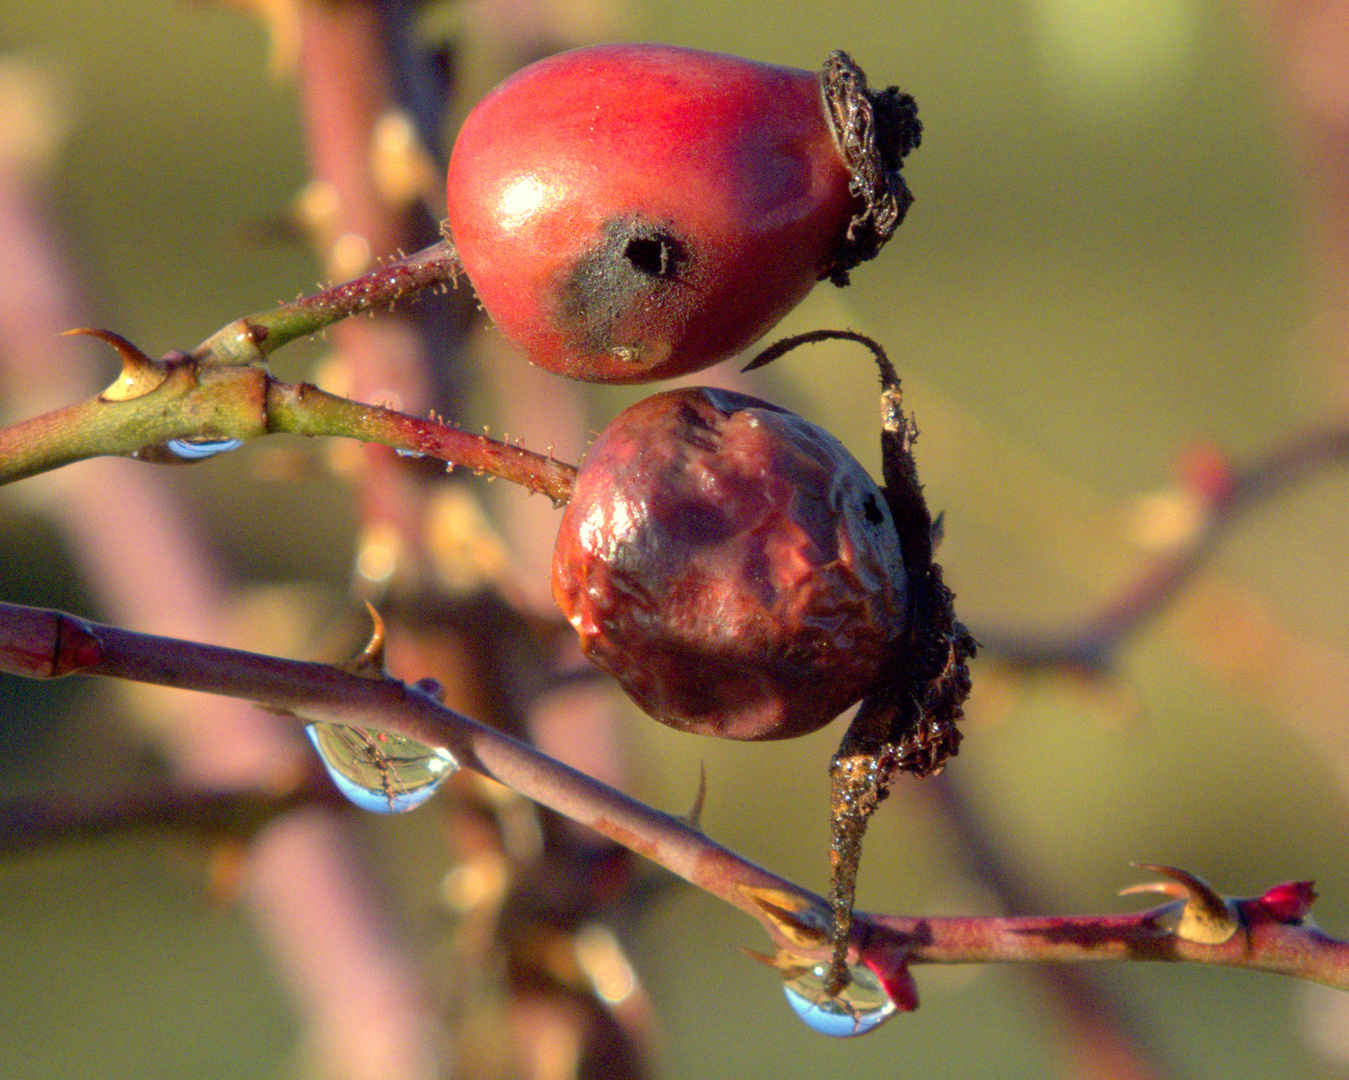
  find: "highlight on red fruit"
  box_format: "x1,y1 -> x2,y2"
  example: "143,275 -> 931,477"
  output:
551,387 -> 908,739
445,43 -> 920,383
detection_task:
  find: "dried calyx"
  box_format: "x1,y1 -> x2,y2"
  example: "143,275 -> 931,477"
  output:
819,51 -> 923,284
746,330 -> 977,999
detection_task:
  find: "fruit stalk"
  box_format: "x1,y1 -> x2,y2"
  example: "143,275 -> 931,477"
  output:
192,240 -> 463,367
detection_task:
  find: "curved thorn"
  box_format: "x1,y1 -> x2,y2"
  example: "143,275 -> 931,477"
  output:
64,327 -> 173,403
61,326 -> 153,366
345,601 -> 388,678
739,884 -> 831,949
682,762 -> 708,831
1128,863 -> 1239,944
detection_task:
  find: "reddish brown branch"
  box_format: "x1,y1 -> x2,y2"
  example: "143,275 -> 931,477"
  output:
3,599 -> 1345,999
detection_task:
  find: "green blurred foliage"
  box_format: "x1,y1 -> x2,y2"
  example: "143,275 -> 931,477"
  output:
1,1 -> 1347,1078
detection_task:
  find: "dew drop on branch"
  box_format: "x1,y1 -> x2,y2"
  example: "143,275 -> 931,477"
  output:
306,722 -> 458,813
162,436 -> 245,460
782,961 -> 898,1037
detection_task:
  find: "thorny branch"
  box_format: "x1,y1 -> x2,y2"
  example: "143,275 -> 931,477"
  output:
193,240 -> 463,367
1,599 -> 1345,1010
0,326 -> 576,501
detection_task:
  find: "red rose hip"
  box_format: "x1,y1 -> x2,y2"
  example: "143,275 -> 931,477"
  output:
551,387 -> 908,739
445,44 -> 920,383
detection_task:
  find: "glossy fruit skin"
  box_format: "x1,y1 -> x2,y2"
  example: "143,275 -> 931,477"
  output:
552,387 -> 907,739
445,44 -> 858,384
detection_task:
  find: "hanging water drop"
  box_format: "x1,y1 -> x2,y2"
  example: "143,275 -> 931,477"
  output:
307,722 -> 458,813
395,447 -> 427,459
782,960 -> 898,1037
163,436 -> 245,460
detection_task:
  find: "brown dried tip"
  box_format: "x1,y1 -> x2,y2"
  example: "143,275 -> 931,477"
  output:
820,50 -> 922,284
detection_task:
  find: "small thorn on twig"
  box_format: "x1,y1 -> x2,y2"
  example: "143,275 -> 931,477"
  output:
1122,863 -> 1240,944
65,327 -> 171,402
741,946 -> 788,971
738,884 -> 831,949
343,601 -> 389,678
62,326 -> 151,365
740,947 -> 822,984
682,763 -> 708,831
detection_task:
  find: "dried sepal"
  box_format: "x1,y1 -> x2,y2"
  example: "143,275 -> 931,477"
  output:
817,333 -> 976,997
820,51 -> 922,282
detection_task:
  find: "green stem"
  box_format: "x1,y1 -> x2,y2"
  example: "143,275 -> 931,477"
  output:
0,353 -> 577,502
265,381 -> 576,503
192,240 -> 463,366
0,361 -> 270,483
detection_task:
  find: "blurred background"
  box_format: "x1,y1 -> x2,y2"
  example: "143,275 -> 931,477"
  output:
1,0 -> 1348,1078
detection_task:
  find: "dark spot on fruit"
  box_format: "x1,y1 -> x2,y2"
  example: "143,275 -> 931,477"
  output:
673,400 -> 720,453
557,215 -> 689,353
863,493 -> 884,525
624,234 -> 681,279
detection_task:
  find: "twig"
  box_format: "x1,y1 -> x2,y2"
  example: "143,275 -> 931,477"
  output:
191,240 -> 462,367
0,39 -> 445,1080
2,599 -> 1344,1002
0,343 -> 577,501
980,422 -> 1349,670
0,786 -> 329,853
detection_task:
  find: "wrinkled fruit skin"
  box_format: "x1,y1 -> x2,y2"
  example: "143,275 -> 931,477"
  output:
552,388 -> 908,739
445,44 -> 858,383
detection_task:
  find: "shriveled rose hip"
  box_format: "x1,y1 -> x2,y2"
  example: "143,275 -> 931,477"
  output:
445,44 -> 919,383
551,387 -> 907,739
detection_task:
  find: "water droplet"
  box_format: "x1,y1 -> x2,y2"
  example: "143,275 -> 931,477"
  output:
307,722 -> 457,813
782,961 -> 897,1037
395,447 -> 426,459
163,436 -> 245,460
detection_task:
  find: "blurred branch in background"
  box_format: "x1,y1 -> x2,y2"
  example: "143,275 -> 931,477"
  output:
979,423 -> 1349,673
273,1 -> 660,1077
0,31 -> 446,1080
